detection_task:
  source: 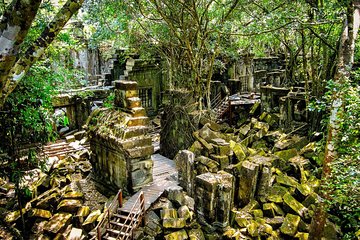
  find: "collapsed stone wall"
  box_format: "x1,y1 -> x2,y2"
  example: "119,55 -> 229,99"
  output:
174,108 -> 337,239
86,80 -> 154,193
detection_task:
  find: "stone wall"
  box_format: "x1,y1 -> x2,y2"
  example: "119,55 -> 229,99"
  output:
87,80 -> 154,193
52,88 -> 110,130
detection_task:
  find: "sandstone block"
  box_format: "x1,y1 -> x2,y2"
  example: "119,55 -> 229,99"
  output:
164,229 -> 188,240
28,208 -> 52,220
237,160 -> 259,207
283,192 -> 307,217
43,213 -> 72,236
174,150 -> 196,196
280,213 -> 300,236
210,154 -> 229,170
163,218 -> 186,228
57,199 -> 82,213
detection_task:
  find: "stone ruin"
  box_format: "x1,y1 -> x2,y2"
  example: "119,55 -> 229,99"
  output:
172,109 -> 338,239
86,80 -> 154,193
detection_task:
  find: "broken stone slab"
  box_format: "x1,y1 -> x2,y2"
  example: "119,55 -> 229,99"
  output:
239,123 -> 251,136
229,140 -> 248,163
276,172 -> 299,188
65,135 -> 76,143
174,150 -> 196,197
162,218 -> 186,228
199,123 -> 223,142
241,199 -> 260,213
247,219 -> 260,237
256,166 -> 272,202
252,209 -> 263,218
236,160 -> 259,207
161,208 -> 178,219
69,227 -> 82,240
43,213 -> 72,236
274,135 -> 309,151
57,199 -> 82,213
211,138 -> 231,156
280,213 -> 300,236
195,171 -> 234,228
166,185 -> 185,207
193,131 -> 214,153
197,156 -> 219,173
188,228 -> 205,240
210,154 -> 229,170
28,208 -> 52,220
82,209 -> 101,232
178,205 -> 192,221
240,134 -> 255,147
63,191 -> 84,200
164,229 -> 188,240
188,141 -> 203,156
75,206 -> 90,225
274,148 -> 298,161
234,211 -> 252,228
302,192 -> 320,208
283,192 -> 307,217
265,216 -> 284,229
295,232 -> 309,240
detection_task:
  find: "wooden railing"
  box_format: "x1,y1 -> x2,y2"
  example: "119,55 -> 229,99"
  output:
114,191 -> 145,240
211,92 -> 222,109
211,92 -> 230,120
96,189 -> 123,239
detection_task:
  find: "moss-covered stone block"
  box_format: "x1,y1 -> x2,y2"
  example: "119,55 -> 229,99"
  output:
43,213 -> 72,236
164,229 -> 188,240
274,149 -> 298,161
229,140 -> 248,163
163,218 -> 186,228
283,192 -> 307,217
280,214 -> 300,236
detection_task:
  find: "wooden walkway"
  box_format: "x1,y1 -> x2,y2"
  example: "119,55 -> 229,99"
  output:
120,154 -> 178,213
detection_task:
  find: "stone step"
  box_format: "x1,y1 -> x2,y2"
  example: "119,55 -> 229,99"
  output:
130,107 -> 146,117
114,80 -> 138,90
120,126 -> 149,139
126,97 -> 141,109
127,116 -> 149,127
126,145 -> 154,158
120,136 -> 152,150
109,220 -> 133,229
105,228 -> 130,238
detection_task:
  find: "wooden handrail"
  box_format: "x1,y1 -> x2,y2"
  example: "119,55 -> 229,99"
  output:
114,191 -> 145,240
96,189 -> 123,239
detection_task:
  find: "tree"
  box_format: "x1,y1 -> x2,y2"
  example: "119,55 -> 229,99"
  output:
309,1 -> 360,239
0,0 -> 84,108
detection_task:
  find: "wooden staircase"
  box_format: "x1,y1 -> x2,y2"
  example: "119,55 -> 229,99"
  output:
211,93 -> 230,120
94,190 -> 145,240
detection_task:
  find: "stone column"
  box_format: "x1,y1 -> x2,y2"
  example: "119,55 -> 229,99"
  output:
114,80 -> 154,192
195,171 -> 234,230
174,150 -> 196,197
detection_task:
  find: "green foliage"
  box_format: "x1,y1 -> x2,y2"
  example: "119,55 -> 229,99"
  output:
322,72 -> 360,239
104,92 -> 115,108
0,63 -> 56,178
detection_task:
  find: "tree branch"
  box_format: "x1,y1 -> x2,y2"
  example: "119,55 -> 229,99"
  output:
0,0 -> 84,108
0,0 -> 42,86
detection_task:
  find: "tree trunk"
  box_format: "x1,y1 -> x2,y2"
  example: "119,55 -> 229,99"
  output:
0,0 -> 84,108
308,1 -> 360,239
0,0 -> 42,84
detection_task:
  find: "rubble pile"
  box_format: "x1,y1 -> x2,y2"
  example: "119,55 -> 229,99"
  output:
135,186 -> 206,240
0,136 -> 108,240
172,108 -> 336,239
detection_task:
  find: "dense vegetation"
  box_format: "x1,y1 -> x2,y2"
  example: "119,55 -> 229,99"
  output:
0,0 -> 359,239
